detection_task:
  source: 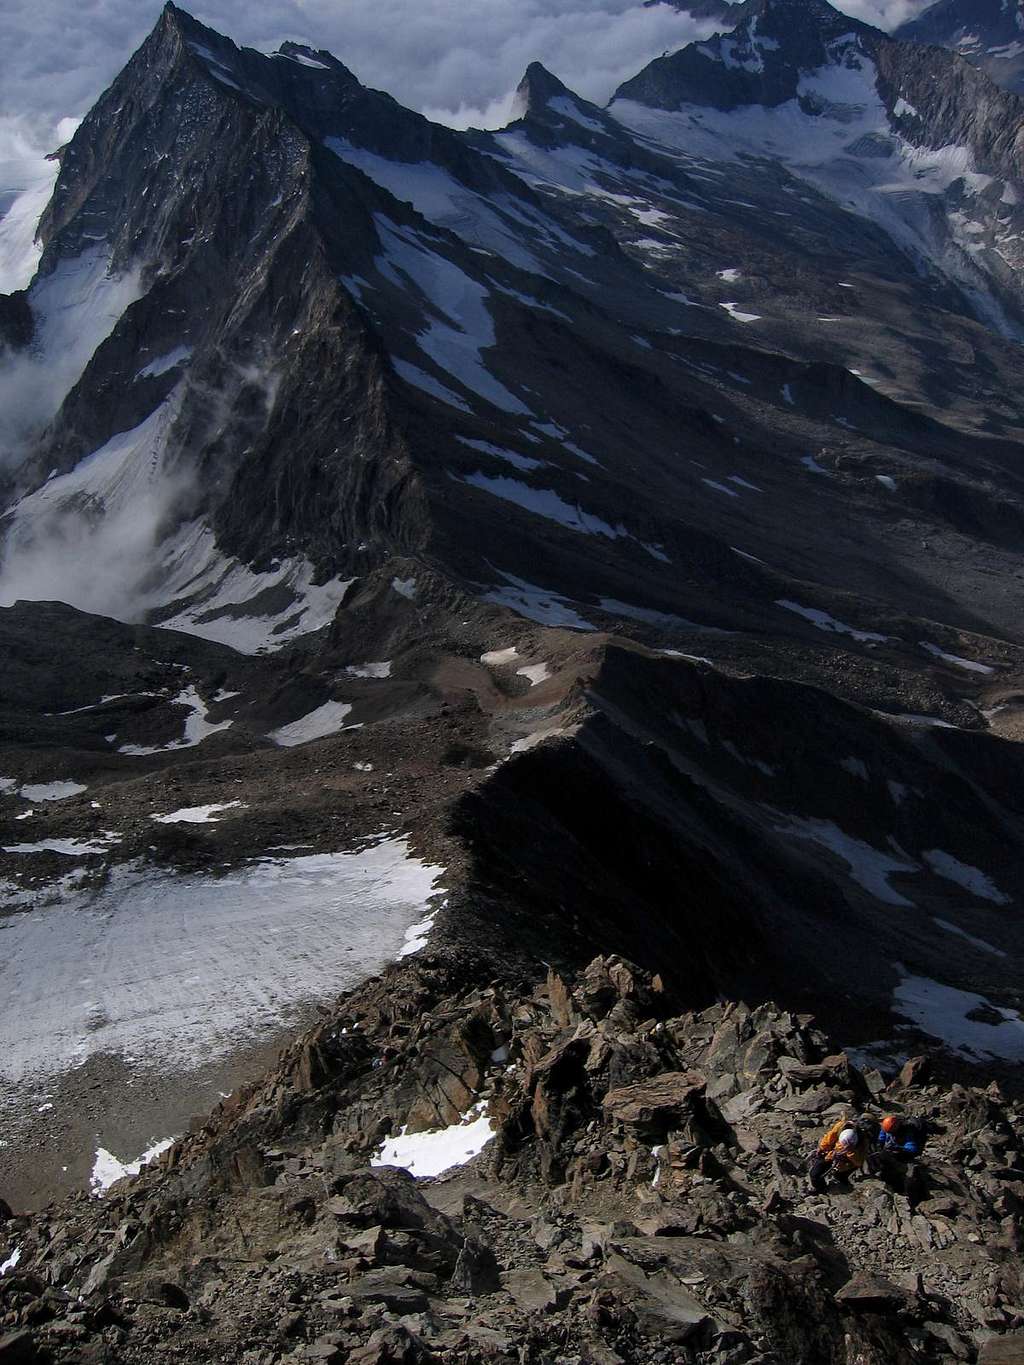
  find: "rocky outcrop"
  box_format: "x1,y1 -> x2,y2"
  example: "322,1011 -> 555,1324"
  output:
2,953 -> 1022,1362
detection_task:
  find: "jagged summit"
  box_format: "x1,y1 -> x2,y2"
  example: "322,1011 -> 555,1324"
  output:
512,60 -> 575,117
896,0 -> 1024,92
614,0 -> 881,110
508,60 -> 613,135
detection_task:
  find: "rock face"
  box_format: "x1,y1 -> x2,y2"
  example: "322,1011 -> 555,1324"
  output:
2,953 -> 1023,1362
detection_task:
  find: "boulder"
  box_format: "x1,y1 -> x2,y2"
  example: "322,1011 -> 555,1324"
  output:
834,1271 -> 905,1311
602,1071 -> 707,1135
979,1334 -> 1024,1364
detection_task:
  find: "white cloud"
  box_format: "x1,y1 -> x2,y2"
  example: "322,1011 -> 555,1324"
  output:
0,0 -> 936,148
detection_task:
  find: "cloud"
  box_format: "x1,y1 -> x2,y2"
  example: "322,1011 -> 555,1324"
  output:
0,0 -> 936,152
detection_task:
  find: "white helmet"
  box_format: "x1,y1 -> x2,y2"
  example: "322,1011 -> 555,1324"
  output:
838,1127 -> 859,1147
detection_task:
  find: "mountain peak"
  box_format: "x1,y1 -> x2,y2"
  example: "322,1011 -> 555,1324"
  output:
613,0 -> 882,112
512,61 -> 575,117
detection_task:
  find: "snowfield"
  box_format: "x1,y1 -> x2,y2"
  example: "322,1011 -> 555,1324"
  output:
0,839 -> 446,1093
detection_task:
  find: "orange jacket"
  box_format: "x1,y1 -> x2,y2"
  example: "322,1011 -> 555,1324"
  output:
817,1118 -> 867,1169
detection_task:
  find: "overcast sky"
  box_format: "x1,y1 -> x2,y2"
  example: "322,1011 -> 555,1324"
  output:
1,0 -> 934,156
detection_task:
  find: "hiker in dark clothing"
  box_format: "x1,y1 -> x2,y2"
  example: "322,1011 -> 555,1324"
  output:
868,1113 -> 930,1203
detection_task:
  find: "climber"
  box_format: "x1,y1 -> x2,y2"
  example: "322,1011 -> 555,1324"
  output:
808,1117 -> 868,1193
877,1113 -> 928,1158
867,1112 -> 930,1202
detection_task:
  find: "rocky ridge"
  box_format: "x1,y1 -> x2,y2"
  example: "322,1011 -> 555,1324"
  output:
2,952 -> 1023,1363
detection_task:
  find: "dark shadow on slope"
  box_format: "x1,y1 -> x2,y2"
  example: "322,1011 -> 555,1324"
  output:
452,643 -> 1024,1049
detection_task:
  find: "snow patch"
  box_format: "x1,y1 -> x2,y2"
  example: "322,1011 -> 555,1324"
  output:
135,346 -> 192,381
118,686 -> 231,755
345,662 -> 392,679
270,701 -> 353,747
777,599 -> 887,643
2,835 -> 119,856
0,839 -> 445,1088
893,975 -> 1024,1062
920,642 -> 994,674
481,647 -> 519,666
933,918 -> 1007,959
517,662 -> 551,686
482,571 -> 594,630
151,802 -> 244,825
18,781 -> 86,802
90,1138 -> 175,1195
777,816 -> 917,905
923,849 -> 1009,904
371,1103 -> 495,1178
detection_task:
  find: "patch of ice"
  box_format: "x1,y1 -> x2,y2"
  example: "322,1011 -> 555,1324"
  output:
782,384 -> 795,405
717,268 -> 741,282
703,478 -> 739,498
371,1103 -> 495,1178
274,48 -> 331,70
919,642 -> 993,674
876,474 -> 897,491
599,598 -> 713,631
18,781 -> 86,802
777,816 -> 917,905
270,701 -> 353,747
392,577 -> 417,600
893,974 -> 1024,1062
0,1247 -> 21,1276
516,663 -> 551,686
777,599 -> 887,643
90,1138 -> 175,1195
933,918 -> 1007,958
922,849 -> 1009,904
0,778 -> 16,795
151,802 -> 244,825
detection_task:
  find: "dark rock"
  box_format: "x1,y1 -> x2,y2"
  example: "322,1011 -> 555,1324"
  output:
0,1332 -> 41,1364
450,1237 -> 500,1295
